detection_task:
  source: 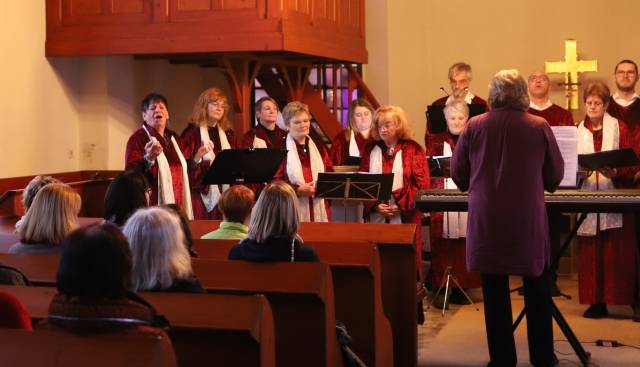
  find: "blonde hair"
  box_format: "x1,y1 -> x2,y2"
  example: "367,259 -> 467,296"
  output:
443,100 -> 470,120
123,207 -> 193,291
448,62 -> 472,80
371,105 -> 414,141
282,101 -> 311,127
247,182 -> 299,243
22,175 -> 62,210
19,183 -> 81,245
189,87 -> 233,130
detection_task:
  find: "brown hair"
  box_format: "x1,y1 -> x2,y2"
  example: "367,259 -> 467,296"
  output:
583,81 -> 611,104
19,183 -> 81,245
189,88 -> 233,130
218,185 -> 255,223
614,59 -> 638,74
255,96 -> 278,112
346,98 -> 374,136
371,105 -> 414,141
247,182 -> 299,243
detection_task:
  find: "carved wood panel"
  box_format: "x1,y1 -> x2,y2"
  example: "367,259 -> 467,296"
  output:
61,0 -> 150,25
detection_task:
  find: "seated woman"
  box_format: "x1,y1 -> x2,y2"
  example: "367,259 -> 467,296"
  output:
37,224 -> 169,337
359,105 -> 429,275
124,207 -> 204,293
329,98 -> 375,166
228,181 -> 319,262
273,101 -> 333,222
201,185 -> 255,240
103,170 -> 151,227
15,175 -> 62,230
181,88 -> 238,219
10,183 -> 81,254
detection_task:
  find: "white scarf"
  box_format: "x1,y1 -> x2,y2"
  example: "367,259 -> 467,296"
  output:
348,130 -> 360,157
577,113 -> 622,236
285,134 -> 328,222
142,125 -> 193,219
200,125 -> 231,212
368,144 -> 403,224
442,142 -> 467,238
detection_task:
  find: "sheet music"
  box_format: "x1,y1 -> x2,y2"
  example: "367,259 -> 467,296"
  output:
551,126 -> 578,187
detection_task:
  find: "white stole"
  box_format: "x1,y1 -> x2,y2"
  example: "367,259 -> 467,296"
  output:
577,113 -> 622,236
200,125 -> 231,212
285,134 -> 328,222
368,144 -> 403,224
348,130 -> 360,157
253,135 -> 268,148
142,125 -> 193,219
442,142 -> 467,238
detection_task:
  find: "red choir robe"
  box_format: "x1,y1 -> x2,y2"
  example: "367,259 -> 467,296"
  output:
125,123 -> 190,208
181,123 -> 238,220
608,98 -> 640,158
527,104 -> 574,127
425,132 -> 481,288
273,136 -> 333,222
424,94 -> 488,148
577,117 -> 638,305
329,129 -> 374,166
360,139 -> 429,276
240,123 -> 288,149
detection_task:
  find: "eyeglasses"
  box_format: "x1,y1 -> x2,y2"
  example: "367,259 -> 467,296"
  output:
615,70 -> 637,76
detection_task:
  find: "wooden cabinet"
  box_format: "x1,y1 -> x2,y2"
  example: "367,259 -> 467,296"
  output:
45,0 -> 367,63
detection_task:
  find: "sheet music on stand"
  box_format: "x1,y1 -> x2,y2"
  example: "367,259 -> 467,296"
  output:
315,172 -> 393,222
551,126 -> 579,188
201,148 -> 287,185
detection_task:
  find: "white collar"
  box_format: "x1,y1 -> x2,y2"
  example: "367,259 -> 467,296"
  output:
613,91 -> 639,107
529,99 -> 553,111
446,91 -> 475,105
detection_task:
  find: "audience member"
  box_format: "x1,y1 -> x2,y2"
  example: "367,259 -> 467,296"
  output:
104,170 -> 151,226
201,185 -> 255,240
228,181 -> 319,262
10,183 -> 81,254
0,291 -> 32,330
15,175 -> 62,230
124,207 -> 204,293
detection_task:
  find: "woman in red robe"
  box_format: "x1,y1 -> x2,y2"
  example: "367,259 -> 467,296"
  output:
576,82 -> 639,319
125,93 -> 207,219
360,105 -> 429,274
273,101 -> 333,222
181,88 -> 238,219
329,98 -> 375,166
426,100 -> 481,306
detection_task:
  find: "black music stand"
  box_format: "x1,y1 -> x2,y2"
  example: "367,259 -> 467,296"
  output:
315,172 -> 393,222
201,148 -> 287,185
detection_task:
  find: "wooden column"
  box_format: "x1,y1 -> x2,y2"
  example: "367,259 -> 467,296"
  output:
222,57 -> 262,134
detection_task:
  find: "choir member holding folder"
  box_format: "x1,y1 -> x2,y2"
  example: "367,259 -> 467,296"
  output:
576,81 -> 639,321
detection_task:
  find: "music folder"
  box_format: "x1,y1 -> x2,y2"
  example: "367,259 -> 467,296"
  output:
578,148 -> 640,171
425,103 -> 487,134
201,148 -> 287,185
315,172 -> 394,202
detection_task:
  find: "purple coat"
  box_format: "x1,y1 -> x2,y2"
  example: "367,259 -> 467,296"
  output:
450,107 -> 564,276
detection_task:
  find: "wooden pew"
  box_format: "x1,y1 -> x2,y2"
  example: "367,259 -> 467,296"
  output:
192,238 -> 394,367
191,221 -> 417,367
0,285 -> 276,367
0,328 -> 176,367
0,256 -> 343,367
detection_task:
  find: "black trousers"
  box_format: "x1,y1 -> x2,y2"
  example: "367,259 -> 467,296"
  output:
481,271 -> 554,367
547,211 -> 562,285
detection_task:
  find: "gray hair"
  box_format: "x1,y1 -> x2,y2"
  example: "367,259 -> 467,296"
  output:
488,69 -> 530,110
22,175 -> 62,210
443,100 -> 470,119
123,207 -> 193,291
248,181 -> 299,243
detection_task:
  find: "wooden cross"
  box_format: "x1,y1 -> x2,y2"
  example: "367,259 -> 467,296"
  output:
545,39 -> 598,110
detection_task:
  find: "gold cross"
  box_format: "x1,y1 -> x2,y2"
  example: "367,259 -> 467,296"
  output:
545,39 -> 598,110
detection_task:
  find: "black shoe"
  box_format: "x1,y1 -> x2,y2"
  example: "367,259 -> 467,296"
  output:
432,294 -> 449,310
449,288 -> 471,305
517,287 -> 525,296
532,354 -> 559,367
633,305 -> 640,322
549,283 -> 562,297
583,303 -> 608,319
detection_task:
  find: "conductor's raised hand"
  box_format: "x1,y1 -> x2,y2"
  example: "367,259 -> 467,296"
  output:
144,139 -> 163,162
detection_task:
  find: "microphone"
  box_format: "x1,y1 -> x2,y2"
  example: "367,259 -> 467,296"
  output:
439,87 -> 450,96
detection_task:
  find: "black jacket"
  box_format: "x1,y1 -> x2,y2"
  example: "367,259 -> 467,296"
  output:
228,236 -> 319,262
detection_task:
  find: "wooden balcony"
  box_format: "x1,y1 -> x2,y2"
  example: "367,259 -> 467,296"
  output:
45,0 -> 367,64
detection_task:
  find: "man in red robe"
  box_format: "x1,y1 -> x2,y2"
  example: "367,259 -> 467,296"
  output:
605,59 -> 640,321
425,62 -> 489,149
241,97 -> 288,149
527,71 -> 574,298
